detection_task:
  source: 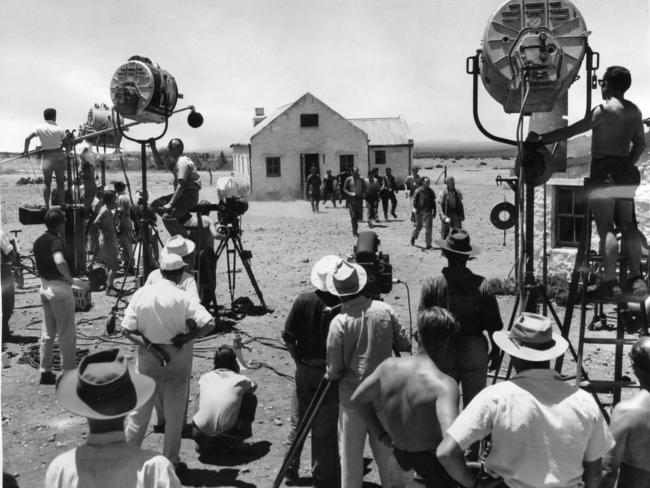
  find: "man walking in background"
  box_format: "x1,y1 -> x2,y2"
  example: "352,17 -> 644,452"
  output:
23,108 -> 67,208
338,166 -> 352,206
365,168 -> 382,227
343,167 -> 366,237
410,177 -> 436,248
306,166 -> 322,213
380,167 -> 399,220
321,169 -> 338,208
439,176 -> 464,239
113,181 -> 134,274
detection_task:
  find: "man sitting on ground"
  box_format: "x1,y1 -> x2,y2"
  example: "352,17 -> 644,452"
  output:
350,307 -> 460,488
437,313 -> 614,488
192,345 -> 258,455
602,336 -> 650,488
45,348 -> 181,488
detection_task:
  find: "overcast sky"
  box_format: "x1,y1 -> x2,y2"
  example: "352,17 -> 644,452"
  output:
1,0 -> 648,152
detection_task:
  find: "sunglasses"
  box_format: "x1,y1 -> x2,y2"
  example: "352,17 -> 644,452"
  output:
597,79 -> 608,87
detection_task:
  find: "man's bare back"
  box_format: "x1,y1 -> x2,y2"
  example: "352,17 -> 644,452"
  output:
372,355 -> 458,451
591,98 -> 644,159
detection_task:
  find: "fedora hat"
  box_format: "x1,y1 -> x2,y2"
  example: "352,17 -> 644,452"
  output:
160,234 -> 195,258
311,255 -> 343,292
434,229 -> 480,256
493,313 -> 568,362
56,349 -> 155,420
325,261 -> 367,297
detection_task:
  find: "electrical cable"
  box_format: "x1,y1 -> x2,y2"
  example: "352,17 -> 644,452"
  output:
515,77 -> 531,312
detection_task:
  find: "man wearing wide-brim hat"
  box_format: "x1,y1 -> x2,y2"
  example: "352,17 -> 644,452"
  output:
438,313 -> 615,488
325,261 -> 411,488
44,348 -> 182,487
419,229 -> 503,412
282,255 -> 343,486
145,234 -> 199,301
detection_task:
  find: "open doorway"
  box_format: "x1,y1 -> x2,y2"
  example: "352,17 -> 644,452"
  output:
300,153 -> 320,193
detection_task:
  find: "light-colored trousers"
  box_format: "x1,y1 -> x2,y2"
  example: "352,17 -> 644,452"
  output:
339,404 -> 392,488
39,279 -> 76,372
125,343 -> 193,465
411,210 -> 433,246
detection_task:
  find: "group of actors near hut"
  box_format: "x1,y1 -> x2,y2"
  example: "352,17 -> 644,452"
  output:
0,65 -> 648,487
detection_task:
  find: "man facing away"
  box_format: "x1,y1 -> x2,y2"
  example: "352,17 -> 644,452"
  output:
410,177 -> 436,248
527,65 -> 646,298
150,138 -> 201,239
437,313 -> 614,488
24,107 -> 66,208
44,348 -> 181,488
350,307 -> 460,488
343,167 -> 367,237
439,176 -> 464,239
602,336 -> 650,488
325,261 -> 411,488
33,208 -> 76,385
282,255 -> 343,487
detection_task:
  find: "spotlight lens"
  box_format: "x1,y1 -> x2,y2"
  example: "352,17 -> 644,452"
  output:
188,111 -> 204,128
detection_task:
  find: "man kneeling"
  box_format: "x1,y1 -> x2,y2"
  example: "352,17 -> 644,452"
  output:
350,307 -> 460,487
192,345 -> 257,454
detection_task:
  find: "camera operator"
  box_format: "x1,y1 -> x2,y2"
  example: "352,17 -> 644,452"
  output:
150,138 -> 201,239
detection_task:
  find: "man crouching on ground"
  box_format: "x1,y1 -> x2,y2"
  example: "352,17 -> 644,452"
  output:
350,306 -> 460,488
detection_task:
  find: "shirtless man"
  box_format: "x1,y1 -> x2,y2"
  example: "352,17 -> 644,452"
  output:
527,66 -> 646,298
349,306 -> 460,487
602,336 -> 650,488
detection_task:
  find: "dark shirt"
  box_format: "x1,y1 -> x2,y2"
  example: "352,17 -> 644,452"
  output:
306,174 -> 322,195
413,187 -> 437,214
440,188 -> 464,219
366,176 -> 382,199
419,267 -> 503,336
382,174 -> 398,193
283,289 -> 341,361
33,231 -> 66,281
322,174 -> 336,192
344,175 -> 367,199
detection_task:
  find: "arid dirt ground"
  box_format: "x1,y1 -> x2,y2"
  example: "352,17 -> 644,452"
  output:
0,158 -> 637,487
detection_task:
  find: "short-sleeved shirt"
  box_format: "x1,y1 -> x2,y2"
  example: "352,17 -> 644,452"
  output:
33,231 -> 66,281
192,369 -> 256,437
446,369 -> 615,488
44,431 -> 181,488
121,278 -> 212,344
33,121 -> 65,150
173,156 -> 201,190
343,175 -> 366,199
326,295 -> 410,406
419,267 -> 503,336
145,268 -> 199,302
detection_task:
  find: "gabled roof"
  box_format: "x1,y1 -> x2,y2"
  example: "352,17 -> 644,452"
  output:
348,117 -> 411,146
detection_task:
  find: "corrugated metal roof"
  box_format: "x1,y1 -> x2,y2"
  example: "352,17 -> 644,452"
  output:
348,117 -> 411,146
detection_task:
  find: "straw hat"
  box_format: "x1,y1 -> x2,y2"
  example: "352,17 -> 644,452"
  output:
56,349 -> 154,420
310,255 -> 343,292
325,261 -> 367,297
159,253 -> 185,271
493,313 -> 568,362
160,234 -> 195,258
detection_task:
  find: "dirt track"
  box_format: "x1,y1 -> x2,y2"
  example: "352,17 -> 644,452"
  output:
1,159 -> 636,487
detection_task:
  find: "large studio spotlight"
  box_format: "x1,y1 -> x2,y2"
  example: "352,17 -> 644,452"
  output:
479,0 -> 590,114
78,102 -> 124,148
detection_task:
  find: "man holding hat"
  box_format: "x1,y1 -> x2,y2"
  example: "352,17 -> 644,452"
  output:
437,313 -> 614,488
122,253 -> 215,474
44,348 -> 181,487
325,261 -> 411,488
282,255 -> 343,486
419,229 -> 503,410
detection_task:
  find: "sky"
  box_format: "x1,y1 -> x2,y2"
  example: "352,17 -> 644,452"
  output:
0,0 -> 648,153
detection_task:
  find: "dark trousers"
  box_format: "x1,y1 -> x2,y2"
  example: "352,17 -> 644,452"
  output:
366,196 -> 379,222
287,363 -> 340,486
381,192 -> 397,218
436,334 -> 488,406
348,198 -> 363,235
194,392 -> 258,454
162,188 -> 199,238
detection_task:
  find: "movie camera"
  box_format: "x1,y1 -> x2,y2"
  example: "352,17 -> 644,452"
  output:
348,231 -> 392,298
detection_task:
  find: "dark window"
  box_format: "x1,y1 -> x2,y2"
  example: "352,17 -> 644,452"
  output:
555,186 -> 586,247
266,157 -> 281,177
300,114 -> 319,127
339,155 -> 354,172
375,150 -> 386,165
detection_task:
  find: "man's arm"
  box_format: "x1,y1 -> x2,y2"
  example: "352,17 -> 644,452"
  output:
628,118 -> 646,166
52,252 -> 73,284
343,177 -> 355,198
149,139 -> 166,170
601,404 -> 631,488
391,312 -> 411,352
528,106 -> 603,145
432,191 -> 436,219
23,132 -> 36,157
349,365 -> 391,445
282,299 -> 301,359
171,319 -> 215,347
325,320 -> 344,380
583,459 -> 603,488
436,379 -> 460,436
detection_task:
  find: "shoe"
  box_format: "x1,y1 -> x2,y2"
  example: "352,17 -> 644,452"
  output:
586,280 -> 623,301
182,423 -> 194,438
426,245 -> 432,249
152,424 -> 165,434
410,238 -> 415,246
629,276 -> 648,296
392,212 -> 397,218
353,232 -> 359,238
39,371 -> 57,385
174,462 -> 188,477
285,467 -> 300,485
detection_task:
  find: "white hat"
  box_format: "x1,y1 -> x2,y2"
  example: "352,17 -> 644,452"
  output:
160,235 -> 195,258
325,261 -> 367,297
493,313 -> 568,362
159,253 -> 184,271
310,255 -> 343,292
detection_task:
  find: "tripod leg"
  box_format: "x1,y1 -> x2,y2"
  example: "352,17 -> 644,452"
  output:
491,293 -> 520,384
234,235 -> 268,309
272,378 -> 332,488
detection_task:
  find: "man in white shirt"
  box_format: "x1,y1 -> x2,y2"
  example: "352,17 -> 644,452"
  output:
122,253 -> 214,475
192,345 -> 258,455
437,313 -> 614,488
44,348 -> 181,488
23,108 -> 67,208
150,138 -> 201,238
